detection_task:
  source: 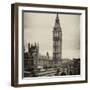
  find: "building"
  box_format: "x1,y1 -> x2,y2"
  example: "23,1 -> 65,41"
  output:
24,43 -> 53,75
53,13 -> 62,65
24,14 -> 80,77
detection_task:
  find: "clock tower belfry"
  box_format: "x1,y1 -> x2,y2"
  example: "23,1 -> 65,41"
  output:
53,13 -> 62,65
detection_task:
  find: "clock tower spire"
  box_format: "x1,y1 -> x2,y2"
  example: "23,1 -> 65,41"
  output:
53,13 -> 62,66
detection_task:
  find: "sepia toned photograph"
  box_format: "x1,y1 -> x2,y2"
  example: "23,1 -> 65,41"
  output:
11,3 -> 87,87
23,12 -> 80,77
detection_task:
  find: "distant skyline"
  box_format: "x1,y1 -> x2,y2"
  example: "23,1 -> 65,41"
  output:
24,12 -> 80,59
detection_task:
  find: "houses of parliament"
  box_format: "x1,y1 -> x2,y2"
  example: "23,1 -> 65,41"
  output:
24,14 -> 80,77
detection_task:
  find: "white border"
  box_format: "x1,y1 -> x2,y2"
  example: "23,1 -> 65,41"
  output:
18,6 -> 86,84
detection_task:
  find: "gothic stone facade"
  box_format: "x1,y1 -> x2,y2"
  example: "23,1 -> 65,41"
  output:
24,43 -> 53,71
53,14 -> 62,66
24,14 -> 80,77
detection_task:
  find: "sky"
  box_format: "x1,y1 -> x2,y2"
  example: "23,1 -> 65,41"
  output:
24,12 -> 80,59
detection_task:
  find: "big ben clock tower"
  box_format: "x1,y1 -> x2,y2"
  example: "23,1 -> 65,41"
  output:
53,13 -> 62,65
